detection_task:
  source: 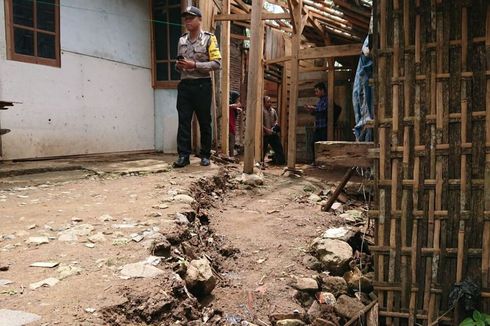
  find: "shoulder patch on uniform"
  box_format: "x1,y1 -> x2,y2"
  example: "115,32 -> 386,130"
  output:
207,34 -> 222,61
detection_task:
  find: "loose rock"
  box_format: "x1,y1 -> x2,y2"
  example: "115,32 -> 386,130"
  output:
319,276 -> 348,297
344,267 -> 373,293
291,277 -> 318,292
308,194 -> 322,203
57,265 -> 83,280
173,194 -> 196,204
310,238 -> 352,275
334,295 -> 365,320
185,258 -> 216,297
237,173 -> 264,186
303,256 -> 322,271
317,292 -> 336,306
88,232 -> 107,243
276,319 -> 306,326
26,236 -> 49,245
174,213 -> 190,225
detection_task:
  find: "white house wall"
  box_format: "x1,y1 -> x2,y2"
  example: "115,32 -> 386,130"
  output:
0,0 -> 155,160
155,90 -> 178,154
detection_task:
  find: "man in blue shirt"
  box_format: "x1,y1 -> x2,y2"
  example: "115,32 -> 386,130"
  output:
305,82 -> 328,164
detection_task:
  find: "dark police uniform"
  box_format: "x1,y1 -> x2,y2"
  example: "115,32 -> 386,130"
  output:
176,28 -> 221,162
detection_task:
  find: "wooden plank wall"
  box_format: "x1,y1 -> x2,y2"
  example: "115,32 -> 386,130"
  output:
372,0 -> 490,325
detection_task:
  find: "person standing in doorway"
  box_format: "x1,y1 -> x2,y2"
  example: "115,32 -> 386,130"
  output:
173,6 -> 222,168
229,91 -> 242,158
262,96 -> 286,165
305,82 -> 328,165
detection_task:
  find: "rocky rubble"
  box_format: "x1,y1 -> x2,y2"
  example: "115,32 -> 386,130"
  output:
288,206 -> 375,325
100,167 -> 241,325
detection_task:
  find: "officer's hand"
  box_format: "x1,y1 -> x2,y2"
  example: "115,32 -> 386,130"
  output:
177,59 -> 196,70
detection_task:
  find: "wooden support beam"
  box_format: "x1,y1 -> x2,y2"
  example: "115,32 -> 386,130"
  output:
299,43 -> 361,60
327,57 -> 334,140
322,167 -> 356,211
214,12 -> 290,21
287,0 -> 297,34
314,141 -> 374,168
286,0 -> 302,170
265,56 -> 293,65
231,33 -> 249,40
243,0 -> 263,174
220,0 -> 231,156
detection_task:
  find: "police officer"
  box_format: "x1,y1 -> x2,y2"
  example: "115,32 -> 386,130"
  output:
173,6 -> 222,168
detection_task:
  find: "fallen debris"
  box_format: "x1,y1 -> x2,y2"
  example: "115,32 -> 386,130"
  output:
26,236 -> 49,245
0,309 -> 41,326
0,279 -> 13,286
120,261 -> 164,279
29,277 -> 59,290
30,262 -> 60,268
57,264 -> 83,280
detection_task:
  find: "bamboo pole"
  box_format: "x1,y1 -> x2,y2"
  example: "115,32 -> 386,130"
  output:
428,4 -> 444,321
286,0 -> 302,170
400,0 -> 412,317
408,2 -> 421,324
386,1 -> 401,324
220,0 -> 231,156
243,0 -> 263,174
483,3 -> 490,291
457,5 -> 468,286
377,0 -> 388,315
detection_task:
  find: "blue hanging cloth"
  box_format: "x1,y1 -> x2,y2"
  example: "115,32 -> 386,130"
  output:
352,36 -> 373,141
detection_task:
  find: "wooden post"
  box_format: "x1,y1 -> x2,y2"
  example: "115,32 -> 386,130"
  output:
280,63 -> 289,149
243,0 -> 263,174
220,0 -> 230,156
286,0 -> 302,170
327,58 -> 335,140
255,22 -> 265,161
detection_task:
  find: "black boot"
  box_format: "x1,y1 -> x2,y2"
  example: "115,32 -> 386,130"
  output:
173,156 -> 190,168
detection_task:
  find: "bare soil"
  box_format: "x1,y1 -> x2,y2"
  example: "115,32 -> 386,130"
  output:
0,156 -> 370,325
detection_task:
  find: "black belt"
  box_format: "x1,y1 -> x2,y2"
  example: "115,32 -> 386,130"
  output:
180,78 -> 211,85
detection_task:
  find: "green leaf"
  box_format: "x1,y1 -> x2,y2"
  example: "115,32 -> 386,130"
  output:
460,318 -> 476,326
474,311 -> 483,321
481,313 -> 490,325
476,321 -> 485,326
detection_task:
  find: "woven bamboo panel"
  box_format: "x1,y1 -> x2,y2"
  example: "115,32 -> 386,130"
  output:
372,0 -> 490,325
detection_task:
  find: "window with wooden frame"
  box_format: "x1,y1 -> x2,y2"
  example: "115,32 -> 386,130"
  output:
4,0 -> 60,67
151,0 -> 183,88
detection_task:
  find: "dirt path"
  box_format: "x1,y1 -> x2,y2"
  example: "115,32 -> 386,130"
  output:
0,157 -> 372,325
210,172 -> 339,323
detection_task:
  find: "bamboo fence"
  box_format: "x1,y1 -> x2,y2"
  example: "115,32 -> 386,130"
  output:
371,0 -> 490,324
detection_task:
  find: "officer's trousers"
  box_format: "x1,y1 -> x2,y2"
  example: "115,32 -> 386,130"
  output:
176,78 -> 212,158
